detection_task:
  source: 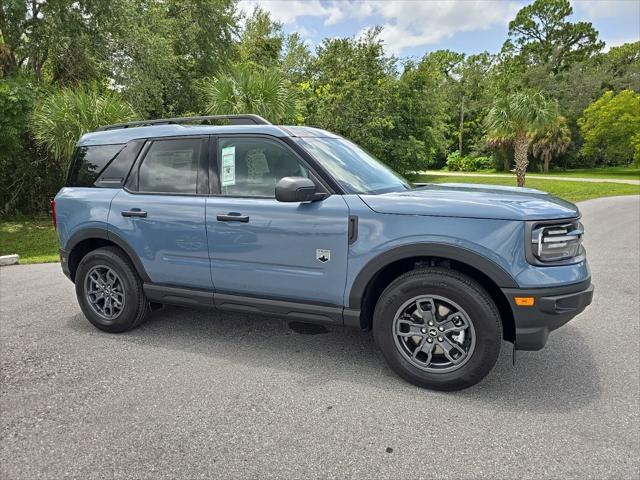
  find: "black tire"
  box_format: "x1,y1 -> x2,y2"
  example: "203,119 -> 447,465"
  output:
373,268 -> 502,391
75,246 -> 150,333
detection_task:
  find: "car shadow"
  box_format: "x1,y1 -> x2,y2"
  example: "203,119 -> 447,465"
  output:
67,305 -> 601,412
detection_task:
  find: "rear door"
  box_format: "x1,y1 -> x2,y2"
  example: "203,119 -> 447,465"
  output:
205,135 -> 350,307
109,136 -> 212,290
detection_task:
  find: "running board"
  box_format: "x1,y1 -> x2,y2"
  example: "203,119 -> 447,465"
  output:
143,284 -> 358,327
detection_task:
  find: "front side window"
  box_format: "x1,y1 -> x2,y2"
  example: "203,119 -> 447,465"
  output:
138,139 -> 202,194
67,144 -> 125,187
295,137 -> 411,194
217,137 -> 309,197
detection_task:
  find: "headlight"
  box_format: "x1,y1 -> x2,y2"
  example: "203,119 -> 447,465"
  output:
527,219 -> 585,265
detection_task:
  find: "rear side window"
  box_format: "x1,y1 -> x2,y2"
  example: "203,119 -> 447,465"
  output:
137,138 -> 202,194
67,144 -> 125,187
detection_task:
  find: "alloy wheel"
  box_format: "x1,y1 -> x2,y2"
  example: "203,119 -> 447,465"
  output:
84,265 -> 125,320
392,295 -> 476,373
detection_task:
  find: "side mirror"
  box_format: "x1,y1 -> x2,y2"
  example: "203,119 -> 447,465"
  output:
275,177 -> 326,202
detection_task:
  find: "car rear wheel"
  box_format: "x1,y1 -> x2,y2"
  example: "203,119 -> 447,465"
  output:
373,268 -> 502,391
75,246 -> 150,333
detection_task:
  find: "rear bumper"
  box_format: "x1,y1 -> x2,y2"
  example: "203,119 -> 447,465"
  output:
502,279 -> 594,351
59,249 -> 72,280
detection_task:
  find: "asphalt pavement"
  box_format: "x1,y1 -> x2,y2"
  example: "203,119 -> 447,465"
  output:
1,195 -> 639,479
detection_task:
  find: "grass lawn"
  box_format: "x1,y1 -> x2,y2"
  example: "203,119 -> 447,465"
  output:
428,166 -> 640,180
538,166 -> 640,180
0,217 -> 59,264
414,174 -> 640,203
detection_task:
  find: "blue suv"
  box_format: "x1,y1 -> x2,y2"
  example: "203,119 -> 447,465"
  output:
53,114 -> 594,390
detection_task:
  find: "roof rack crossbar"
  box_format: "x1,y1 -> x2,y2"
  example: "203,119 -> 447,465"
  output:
96,114 -> 271,131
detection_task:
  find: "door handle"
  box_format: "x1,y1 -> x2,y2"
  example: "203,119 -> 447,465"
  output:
217,213 -> 249,223
121,209 -> 147,218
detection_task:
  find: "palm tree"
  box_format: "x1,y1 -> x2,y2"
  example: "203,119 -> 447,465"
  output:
31,87 -> 137,168
199,64 -> 296,124
532,116 -> 571,173
486,91 -> 559,186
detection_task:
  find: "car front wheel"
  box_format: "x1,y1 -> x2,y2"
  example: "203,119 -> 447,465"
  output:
373,268 -> 502,391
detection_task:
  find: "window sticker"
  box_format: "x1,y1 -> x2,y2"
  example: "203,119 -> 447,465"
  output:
221,146 -> 236,187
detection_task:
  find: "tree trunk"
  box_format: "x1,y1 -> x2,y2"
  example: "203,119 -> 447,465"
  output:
459,96 -> 464,155
543,155 -> 550,173
514,133 -> 529,187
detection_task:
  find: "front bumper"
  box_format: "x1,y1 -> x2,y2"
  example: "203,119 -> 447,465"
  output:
502,279 -> 594,351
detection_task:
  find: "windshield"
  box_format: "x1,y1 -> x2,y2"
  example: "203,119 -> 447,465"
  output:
295,137 -> 412,194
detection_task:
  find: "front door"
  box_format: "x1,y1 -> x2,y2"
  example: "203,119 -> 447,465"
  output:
109,136 -> 212,290
205,136 -> 350,306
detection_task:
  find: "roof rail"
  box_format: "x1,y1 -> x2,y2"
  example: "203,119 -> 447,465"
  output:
96,114 -> 271,131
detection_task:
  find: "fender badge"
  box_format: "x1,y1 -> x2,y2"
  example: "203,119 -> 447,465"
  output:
316,249 -> 331,263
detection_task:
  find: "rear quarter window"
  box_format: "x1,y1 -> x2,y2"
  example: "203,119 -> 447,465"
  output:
66,144 -> 125,187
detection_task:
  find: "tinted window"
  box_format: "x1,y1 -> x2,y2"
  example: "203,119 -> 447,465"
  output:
95,140 -> 145,187
138,139 -> 202,194
295,137 -> 411,194
218,138 -> 309,197
67,144 -> 125,187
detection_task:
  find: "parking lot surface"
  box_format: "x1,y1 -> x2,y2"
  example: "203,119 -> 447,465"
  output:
1,195 -> 639,479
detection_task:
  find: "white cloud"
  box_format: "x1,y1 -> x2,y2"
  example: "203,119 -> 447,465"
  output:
370,1 -> 522,55
238,0 -> 342,25
571,0 -> 640,19
240,0 -> 522,55
603,35 -> 639,51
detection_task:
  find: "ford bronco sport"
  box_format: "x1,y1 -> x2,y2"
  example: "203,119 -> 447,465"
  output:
53,114 -> 594,390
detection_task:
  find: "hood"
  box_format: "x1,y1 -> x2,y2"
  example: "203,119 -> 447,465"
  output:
358,183 -> 579,221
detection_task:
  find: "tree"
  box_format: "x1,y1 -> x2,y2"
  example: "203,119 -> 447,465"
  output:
199,64 -> 296,124
303,29 -> 397,166
0,0 -> 116,83
578,90 -> 640,166
238,8 -> 284,68
505,0 -> 603,74
486,91 -> 560,186
532,116 -> 571,172
30,86 -> 138,168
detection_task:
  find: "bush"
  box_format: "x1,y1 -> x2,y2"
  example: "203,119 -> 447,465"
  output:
0,77 -> 64,216
446,152 -> 493,172
446,151 -> 463,171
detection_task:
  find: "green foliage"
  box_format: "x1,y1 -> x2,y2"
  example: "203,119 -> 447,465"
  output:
238,8 -> 284,68
578,90 -> 640,166
303,29 -> 446,175
486,90 -> 560,185
505,0 -> 603,74
31,86 -> 138,168
486,91 -> 560,140
532,116 -> 571,172
199,64 -> 297,124
446,152 -> 492,172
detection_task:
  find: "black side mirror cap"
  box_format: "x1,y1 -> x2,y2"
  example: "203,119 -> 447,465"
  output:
275,176 -> 326,202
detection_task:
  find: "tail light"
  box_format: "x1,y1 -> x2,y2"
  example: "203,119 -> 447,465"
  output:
50,199 -> 57,229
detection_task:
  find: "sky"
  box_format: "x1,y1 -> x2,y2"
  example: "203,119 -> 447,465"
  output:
237,0 -> 640,58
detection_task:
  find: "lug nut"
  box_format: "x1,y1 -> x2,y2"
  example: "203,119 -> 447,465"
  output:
421,328 -> 427,334
426,338 -> 433,343
437,336 -> 444,342
438,326 -> 444,332
428,321 -> 434,326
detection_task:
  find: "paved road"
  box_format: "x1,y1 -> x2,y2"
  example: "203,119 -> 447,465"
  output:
417,170 -> 640,185
1,196 -> 639,479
